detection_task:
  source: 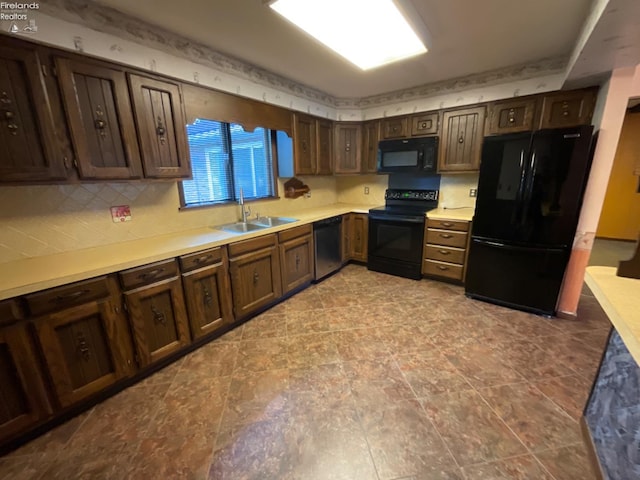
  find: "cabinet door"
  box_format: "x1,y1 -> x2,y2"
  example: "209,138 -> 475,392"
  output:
0,43 -> 67,182
280,234 -> 314,293
381,117 -> 408,139
486,98 -> 537,135
362,121 -> 380,173
439,107 -> 485,172
538,90 -> 596,129
293,113 -> 316,175
0,323 -> 52,441
334,123 -> 362,174
411,112 -> 439,136
182,263 -> 233,340
316,119 -> 333,174
124,277 -> 191,368
34,299 -> 134,407
56,57 -> 142,180
351,214 -> 369,262
229,246 -> 282,319
128,74 -> 191,178
342,214 -> 352,262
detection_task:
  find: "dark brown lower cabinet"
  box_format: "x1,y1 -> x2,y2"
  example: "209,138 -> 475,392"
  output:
180,247 -> 234,340
279,225 -> 314,294
33,289 -> 135,408
0,323 -> 52,441
229,234 -> 282,319
123,276 -> 191,368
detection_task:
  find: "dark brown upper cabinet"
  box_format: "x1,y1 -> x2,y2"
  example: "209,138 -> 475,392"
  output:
486,98 -> 537,135
128,74 -> 191,179
293,113 -> 317,175
333,122 -> 362,174
438,106 -> 486,173
0,41 -> 67,182
316,119 -> 333,175
410,112 -> 439,136
362,120 -> 380,173
277,113 -> 333,176
381,116 -> 409,139
538,89 -> 597,130
56,57 -> 143,180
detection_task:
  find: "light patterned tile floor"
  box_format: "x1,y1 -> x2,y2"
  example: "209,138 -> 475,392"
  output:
1,264 -> 607,479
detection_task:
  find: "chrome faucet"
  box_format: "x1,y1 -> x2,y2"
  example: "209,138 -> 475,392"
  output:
238,188 -> 251,223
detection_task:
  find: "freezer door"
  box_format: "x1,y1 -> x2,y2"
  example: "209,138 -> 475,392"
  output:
465,238 -> 569,316
518,126 -> 593,246
472,133 -> 532,242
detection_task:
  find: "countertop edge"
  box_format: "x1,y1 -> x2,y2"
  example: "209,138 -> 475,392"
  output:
584,266 -> 640,365
426,208 -> 474,222
0,204 -> 371,301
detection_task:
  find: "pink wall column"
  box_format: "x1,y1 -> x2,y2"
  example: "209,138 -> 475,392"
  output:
557,64 -> 640,317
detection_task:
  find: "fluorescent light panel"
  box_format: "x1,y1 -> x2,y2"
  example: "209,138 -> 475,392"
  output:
269,0 -> 427,70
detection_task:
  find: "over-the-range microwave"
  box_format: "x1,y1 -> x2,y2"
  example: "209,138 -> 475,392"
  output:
377,137 -> 438,174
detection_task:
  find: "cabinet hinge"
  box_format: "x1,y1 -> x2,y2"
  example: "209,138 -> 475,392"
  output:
72,157 -> 78,169
41,64 -> 48,77
122,301 -> 128,312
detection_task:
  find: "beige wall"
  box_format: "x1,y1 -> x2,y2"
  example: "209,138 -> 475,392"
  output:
438,174 -> 479,209
0,176 -> 337,263
336,175 -> 389,205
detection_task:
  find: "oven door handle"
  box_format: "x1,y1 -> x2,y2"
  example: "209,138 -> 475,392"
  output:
368,213 -> 425,223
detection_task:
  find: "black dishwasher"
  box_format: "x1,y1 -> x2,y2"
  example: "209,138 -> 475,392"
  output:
313,215 -> 342,280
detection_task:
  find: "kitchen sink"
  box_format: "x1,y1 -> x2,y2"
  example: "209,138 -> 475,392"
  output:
250,216 -> 298,227
219,222 -> 267,233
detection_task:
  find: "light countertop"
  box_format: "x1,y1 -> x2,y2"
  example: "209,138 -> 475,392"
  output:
585,266 -> 640,365
427,207 -> 474,222
0,203 -> 371,301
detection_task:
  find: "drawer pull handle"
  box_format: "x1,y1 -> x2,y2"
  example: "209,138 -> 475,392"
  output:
253,271 -> 260,284
52,289 -> 90,303
438,250 -> 451,255
194,254 -> 212,264
441,222 -> 453,227
295,253 -> 301,271
139,268 -> 165,280
437,265 -> 449,271
440,234 -> 453,239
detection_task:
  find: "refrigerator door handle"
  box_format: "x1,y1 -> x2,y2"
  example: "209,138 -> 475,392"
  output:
473,238 -> 566,254
519,151 -> 537,226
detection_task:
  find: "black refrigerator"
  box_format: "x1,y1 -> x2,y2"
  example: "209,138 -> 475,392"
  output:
465,125 -> 594,316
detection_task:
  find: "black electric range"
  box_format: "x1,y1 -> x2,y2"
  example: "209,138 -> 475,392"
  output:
367,189 -> 439,280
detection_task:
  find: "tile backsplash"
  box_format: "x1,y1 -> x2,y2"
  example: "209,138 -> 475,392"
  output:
0,176 -> 337,263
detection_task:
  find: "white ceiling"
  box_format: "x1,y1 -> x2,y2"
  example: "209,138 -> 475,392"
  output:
92,0 -> 594,99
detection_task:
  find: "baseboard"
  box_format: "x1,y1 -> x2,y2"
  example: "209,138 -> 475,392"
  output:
580,416 -> 605,480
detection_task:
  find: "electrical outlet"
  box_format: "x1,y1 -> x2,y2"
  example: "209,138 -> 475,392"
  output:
469,189 -> 477,198
364,186 -> 370,195
304,192 -> 311,198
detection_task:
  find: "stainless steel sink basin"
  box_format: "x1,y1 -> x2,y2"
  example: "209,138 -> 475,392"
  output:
219,222 -> 267,234
250,216 -> 298,227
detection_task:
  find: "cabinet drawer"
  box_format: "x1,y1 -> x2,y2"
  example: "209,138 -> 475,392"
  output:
426,229 -> 468,248
486,98 -> 537,135
25,277 -> 110,317
424,245 -> 465,264
278,224 -> 312,243
228,233 -> 276,258
179,247 -> 223,272
427,219 -> 469,232
424,260 -> 463,281
411,112 -> 439,136
119,259 -> 179,290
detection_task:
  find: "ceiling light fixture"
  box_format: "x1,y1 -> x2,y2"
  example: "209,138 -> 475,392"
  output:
267,0 -> 428,70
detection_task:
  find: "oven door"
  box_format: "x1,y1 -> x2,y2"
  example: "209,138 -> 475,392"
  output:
367,213 -> 425,279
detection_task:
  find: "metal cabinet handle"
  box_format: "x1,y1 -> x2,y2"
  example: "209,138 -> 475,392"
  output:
151,305 -> 166,326
438,250 -> 451,255
295,253 -> 300,271
437,265 -> 449,271
253,270 -> 259,284
203,286 -> 213,307
94,105 -> 107,137
52,289 -> 90,303
139,268 -> 165,280
194,254 -> 212,264
1,91 -> 19,135
458,135 -> 464,144
345,142 -> 350,152
440,234 -> 453,239
156,116 -> 166,144
76,331 -> 91,361
421,122 -> 427,128
441,222 -> 453,227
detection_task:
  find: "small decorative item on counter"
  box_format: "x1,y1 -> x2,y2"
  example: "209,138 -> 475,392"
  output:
617,236 -> 640,279
284,177 -> 310,199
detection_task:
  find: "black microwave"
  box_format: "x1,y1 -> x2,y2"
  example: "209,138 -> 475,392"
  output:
377,137 -> 438,174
